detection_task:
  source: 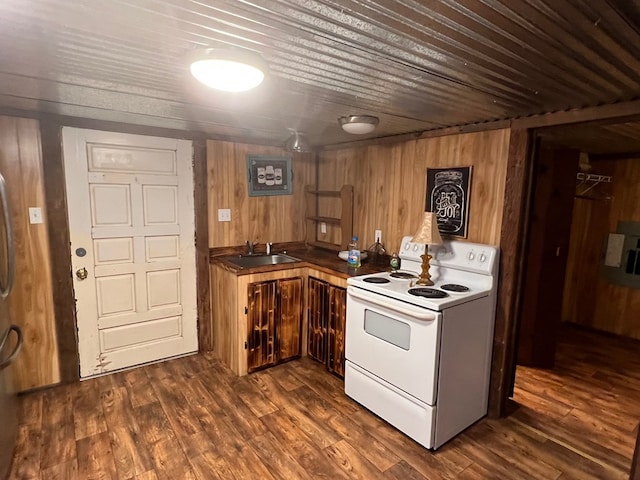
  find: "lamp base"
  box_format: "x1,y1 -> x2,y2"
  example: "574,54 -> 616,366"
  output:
416,251 -> 434,286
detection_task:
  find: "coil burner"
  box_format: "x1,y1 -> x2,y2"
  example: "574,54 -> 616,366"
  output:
408,287 -> 448,299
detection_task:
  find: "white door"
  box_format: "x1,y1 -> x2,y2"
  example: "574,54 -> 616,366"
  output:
62,127 -> 198,378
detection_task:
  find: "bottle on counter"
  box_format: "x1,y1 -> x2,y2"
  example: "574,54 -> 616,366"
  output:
390,252 -> 400,270
347,236 -> 361,268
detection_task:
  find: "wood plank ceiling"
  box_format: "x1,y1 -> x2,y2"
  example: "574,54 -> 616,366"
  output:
0,0 -> 640,148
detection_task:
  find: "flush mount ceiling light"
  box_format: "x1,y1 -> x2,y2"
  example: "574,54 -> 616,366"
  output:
339,115 -> 380,134
284,132 -> 312,152
189,48 -> 267,92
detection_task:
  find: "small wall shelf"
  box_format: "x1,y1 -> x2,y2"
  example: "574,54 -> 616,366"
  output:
305,185 -> 353,251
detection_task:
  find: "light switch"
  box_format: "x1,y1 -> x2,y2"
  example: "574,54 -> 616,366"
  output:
605,233 -> 624,267
29,207 -> 43,224
320,222 -> 327,234
218,208 -> 231,222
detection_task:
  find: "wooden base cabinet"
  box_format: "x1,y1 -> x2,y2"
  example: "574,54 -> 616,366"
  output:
308,276 -> 347,377
210,265 -> 307,376
247,277 -> 303,372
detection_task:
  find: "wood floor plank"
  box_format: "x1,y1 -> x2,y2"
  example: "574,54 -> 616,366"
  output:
76,431 -> 118,480
383,459 -> 429,480
39,459 -> 79,480
350,409 -> 473,479
73,380 -> 108,440
101,386 -> 139,429
262,410 -> 350,480
189,449 -> 234,480
134,401 -> 177,446
323,439 -> 386,479
122,368 -> 157,408
198,369 -> 268,441
17,391 -> 43,426
460,419 -> 563,479
231,374 -> 279,418
134,471 -> 158,480
108,423 -> 155,479
249,431 -> 314,480
148,437 -> 197,480
40,387 -> 76,469
327,413 -> 402,472
11,423 -> 42,479
151,376 -> 203,438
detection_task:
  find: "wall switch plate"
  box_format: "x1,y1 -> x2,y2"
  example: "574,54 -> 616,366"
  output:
320,222 -> 327,234
29,207 -> 43,224
605,233 -> 624,267
375,230 -> 382,242
218,208 -> 231,222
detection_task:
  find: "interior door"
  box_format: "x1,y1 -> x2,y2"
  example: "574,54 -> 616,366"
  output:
517,146 -> 579,368
62,128 -> 197,378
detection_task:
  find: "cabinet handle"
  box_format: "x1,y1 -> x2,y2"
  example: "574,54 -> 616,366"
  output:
244,341 -> 248,350
0,174 -> 15,298
0,324 -> 23,371
244,306 -> 248,314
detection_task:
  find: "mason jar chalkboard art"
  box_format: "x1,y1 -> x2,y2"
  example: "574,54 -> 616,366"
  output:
425,166 -> 472,238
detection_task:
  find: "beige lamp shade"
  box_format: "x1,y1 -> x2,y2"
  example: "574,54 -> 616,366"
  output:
412,212 -> 443,245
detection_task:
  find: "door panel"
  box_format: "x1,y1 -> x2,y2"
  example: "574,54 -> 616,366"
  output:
277,277 -> 303,362
327,285 -> 347,377
63,127 -> 197,378
307,277 -> 329,363
517,147 -> 579,368
247,281 -> 277,372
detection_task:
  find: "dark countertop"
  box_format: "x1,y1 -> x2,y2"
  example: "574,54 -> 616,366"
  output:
211,246 -> 390,279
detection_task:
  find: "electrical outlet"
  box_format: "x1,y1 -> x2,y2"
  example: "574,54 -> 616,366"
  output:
218,208 -> 231,222
374,229 -> 382,242
320,222 -> 327,234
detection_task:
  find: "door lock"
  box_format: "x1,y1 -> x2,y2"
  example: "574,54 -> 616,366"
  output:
76,267 -> 88,280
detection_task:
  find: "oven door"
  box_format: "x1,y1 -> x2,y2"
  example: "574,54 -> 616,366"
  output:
345,286 -> 442,405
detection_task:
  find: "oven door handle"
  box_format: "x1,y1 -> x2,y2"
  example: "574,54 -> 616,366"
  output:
347,287 -> 437,321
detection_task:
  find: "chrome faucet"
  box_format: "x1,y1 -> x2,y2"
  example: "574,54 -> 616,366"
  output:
266,242 -> 273,255
245,240 -> 255,255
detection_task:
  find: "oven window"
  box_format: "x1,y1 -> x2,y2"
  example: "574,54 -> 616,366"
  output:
363,309 -> 410,350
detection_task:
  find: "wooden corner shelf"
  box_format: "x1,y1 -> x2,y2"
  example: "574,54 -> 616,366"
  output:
305,185 -> 353,251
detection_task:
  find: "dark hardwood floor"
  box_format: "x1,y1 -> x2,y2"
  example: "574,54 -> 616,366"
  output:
9,324 -> 639,479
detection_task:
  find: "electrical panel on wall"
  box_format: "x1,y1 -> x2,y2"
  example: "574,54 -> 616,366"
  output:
601,222 -> 640,289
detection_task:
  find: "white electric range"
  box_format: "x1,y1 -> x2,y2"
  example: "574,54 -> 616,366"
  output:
344,236 -> 499,449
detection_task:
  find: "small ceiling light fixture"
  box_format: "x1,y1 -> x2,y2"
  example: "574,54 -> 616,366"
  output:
189,48 -> 267,92
284,132 -> 312,152
339,115 -> 380,134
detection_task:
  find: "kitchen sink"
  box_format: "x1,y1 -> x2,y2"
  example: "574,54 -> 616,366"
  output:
225,253 -> 301,269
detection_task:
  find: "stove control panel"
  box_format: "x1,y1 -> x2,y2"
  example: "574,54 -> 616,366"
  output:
400,236 -> 498,275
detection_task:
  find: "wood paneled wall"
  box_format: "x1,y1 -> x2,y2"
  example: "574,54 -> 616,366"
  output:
207,141 -> 316,248
563,157 -> 640,339
317,129 -> 511,253
0,116 -> 60,391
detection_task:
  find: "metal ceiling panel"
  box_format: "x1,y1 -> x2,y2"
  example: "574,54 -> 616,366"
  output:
0,0 -> 639,147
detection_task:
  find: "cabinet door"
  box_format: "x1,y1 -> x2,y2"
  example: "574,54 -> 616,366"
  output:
307,277 -> 329,364
327,285 -> 347,377
277,277 -> 303,362
247,281 -> 277,372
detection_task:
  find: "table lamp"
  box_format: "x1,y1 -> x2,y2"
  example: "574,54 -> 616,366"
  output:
411,212 -> 443,286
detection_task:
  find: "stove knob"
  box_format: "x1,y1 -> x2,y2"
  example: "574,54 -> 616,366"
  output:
467,251 -> 475,261
479,253 -> 487,263
413,244 -> 420,252
404,243 -> 410,250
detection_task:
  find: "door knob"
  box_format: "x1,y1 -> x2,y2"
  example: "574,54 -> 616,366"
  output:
76,267 -> 88,280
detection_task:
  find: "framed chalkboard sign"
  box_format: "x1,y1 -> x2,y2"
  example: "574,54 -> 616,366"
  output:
425,166 -> 472,238
246,155 -> 293,196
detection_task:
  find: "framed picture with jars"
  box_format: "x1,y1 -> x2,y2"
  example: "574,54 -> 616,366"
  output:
246,155 -> 293,196
425,166 -> 472,238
